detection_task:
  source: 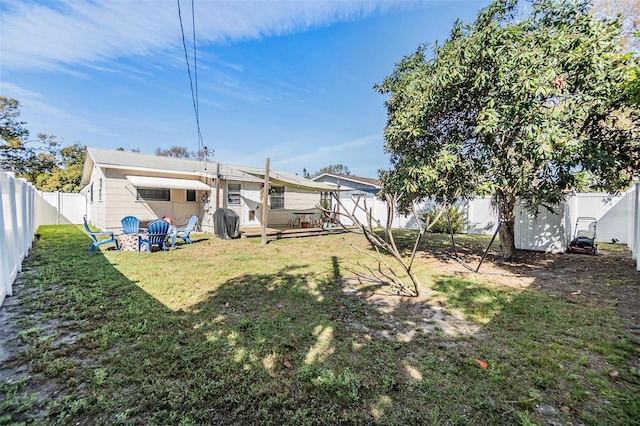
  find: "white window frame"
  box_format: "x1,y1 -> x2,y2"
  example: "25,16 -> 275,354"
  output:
269,185 -> 285,210
227,183 -> 241,205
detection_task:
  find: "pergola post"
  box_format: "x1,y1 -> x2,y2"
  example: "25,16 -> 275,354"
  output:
261,158 -> 270,245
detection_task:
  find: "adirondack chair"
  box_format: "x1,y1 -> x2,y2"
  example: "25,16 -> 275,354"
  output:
139,219 -> 170,253
83,216 -> 119,252
121,215 -> 144,234
171,215 -> 198,247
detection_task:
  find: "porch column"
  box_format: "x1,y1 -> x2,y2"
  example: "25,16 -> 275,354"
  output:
215,163 -> 221,210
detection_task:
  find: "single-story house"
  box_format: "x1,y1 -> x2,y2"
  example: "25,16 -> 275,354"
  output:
80,147 -> 336,233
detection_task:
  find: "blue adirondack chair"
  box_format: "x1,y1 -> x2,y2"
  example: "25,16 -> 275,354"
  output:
139,219 -> 170,253
83,216 -> 119,252
171,215 -> 198,247
121,215 -> 144,234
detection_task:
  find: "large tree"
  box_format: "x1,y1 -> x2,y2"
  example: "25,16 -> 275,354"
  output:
36,143 -> 86,192
1,96 -> 85,191
375,0 -> 640,260
592,0 -> 639,52
1,97 -> 61,185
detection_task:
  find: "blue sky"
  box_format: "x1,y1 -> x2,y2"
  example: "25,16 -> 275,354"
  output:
1,0 -> 492,177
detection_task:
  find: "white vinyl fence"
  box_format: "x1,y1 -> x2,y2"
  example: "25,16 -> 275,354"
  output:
0,172 -> 37,306
336,188 -> 640,271
631,183 -> 640,271
1,171 -> 87,306
515,188 -> 639,267
36,191 -> 86,226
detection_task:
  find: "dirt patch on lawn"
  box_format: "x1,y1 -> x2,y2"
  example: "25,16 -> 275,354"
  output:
343,245 -> 639,340
478,247 -> 639,334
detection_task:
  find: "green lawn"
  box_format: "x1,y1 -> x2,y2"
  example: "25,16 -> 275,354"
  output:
1,225 -> 638,425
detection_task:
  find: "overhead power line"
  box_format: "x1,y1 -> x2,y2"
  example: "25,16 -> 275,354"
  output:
176,0 -> 210,168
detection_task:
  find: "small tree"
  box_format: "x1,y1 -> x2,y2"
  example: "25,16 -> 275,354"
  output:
375,0 -> 640,260
320,193 -> 445,297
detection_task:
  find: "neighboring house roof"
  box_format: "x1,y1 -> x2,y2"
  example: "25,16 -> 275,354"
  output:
82,147 -> 336,192
311,173 -> 382,189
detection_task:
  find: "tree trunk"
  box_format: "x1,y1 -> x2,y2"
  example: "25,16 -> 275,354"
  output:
496,192 -> 517,261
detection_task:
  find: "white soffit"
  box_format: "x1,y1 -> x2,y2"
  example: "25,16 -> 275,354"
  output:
126,175 -> 211,191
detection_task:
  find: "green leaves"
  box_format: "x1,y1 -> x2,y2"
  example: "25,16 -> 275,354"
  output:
0,97 -> 85,192
377,0 -> 640,256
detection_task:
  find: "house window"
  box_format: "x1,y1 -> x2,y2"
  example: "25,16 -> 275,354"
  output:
137,188 -> 170,201
227,184 -> 241,205
269,186 -> 285,210
186,189 -> 196,202
320,191 -> 331,210
90,183 -> 94,202
98,178 -> 103,201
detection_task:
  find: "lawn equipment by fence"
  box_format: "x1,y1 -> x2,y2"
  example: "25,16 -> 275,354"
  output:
567,216 -> 598,255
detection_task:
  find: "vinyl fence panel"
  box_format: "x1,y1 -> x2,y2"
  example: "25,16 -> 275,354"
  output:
466,196 -> 498,235
631,184 -> 639,271
0,172 -> 37,306
514,200 -> 571,253
37,191 -> 86,226
571,193 -> 629,244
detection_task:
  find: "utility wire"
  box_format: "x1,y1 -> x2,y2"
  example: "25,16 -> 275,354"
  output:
191,0 -> 201,146
176,0 -> 208,167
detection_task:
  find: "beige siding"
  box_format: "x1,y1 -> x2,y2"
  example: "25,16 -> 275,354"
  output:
87,167 -> 109,230
86,165 -> 324,233
88,168 -> 209,230
284,188 -> 321,210
266,188 -> 322,226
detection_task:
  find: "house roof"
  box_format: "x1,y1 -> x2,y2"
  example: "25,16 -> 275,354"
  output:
82,147 -> 336,192
311,173 -> 382,189
238,166 -> 347,192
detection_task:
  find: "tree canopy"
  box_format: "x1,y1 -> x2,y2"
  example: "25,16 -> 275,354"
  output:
155,145 -> 212,161
0,96 -> 85,192
375,0 -> 640,259
308,164 -> 353,178
155,146 -> 194,158
35,144 -> 86,192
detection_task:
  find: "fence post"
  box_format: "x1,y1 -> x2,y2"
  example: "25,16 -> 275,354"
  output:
19,179 -> 30,259
631,182 -> 640,271
0,174 -> 11,302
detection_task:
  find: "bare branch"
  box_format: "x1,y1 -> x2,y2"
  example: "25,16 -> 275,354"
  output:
329,190 -> 424,297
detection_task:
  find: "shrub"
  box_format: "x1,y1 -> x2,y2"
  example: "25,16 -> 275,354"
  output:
423,205 -> 464,234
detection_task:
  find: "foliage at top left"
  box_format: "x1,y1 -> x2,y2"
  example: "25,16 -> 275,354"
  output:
0,96 -> 85,192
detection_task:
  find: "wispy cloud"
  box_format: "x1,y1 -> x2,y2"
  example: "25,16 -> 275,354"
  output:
274,134 -> 382,167
1,82 -> 117,138
1,0 -> 411,72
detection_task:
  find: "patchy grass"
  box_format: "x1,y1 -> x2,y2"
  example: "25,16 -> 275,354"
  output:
1,225 -> 638,425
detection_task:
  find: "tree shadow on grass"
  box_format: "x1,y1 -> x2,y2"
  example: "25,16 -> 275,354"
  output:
3,225 -> 637,425
3,227 -> 421,424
